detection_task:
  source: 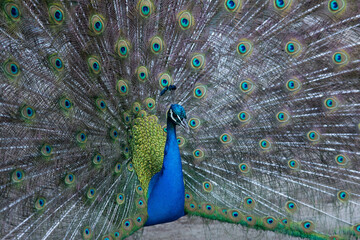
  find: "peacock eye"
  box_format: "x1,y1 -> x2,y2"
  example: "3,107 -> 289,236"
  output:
12,169 -> 25,183
138,0 -> 153,18
4,60 -> 21,79
286,78 -> 301,92
21,105 -> 36,120
328,0 -> 345,13
178,11 -> 193,30
144,98 -> 155,111
193,85 -> 207,99
237,40 -> 252,57
332,51 -> 349,66
59,98 -> 72,110
288,159 -> 300,170
244,197 -> 256,209
49,6 -> 64,24
76,131 -> 87,144
158,73 -> 172,89
116,39 -> 130,58
35,197 -> 46,210
274,0 -> 292,10
177,136 -> 186,147
122,219 -> 133,230
188,118 -> 201,129
238,111 -> 251,123
202,181 -> 213,192
127,162 -> 134,171
136,66 -> 149,82
64,173 -> 75,184
117,80 -> 129,96
193,148 -> 205,160
276,111 -> 290,123
150,36 -> 164,54
220,133 -> 233,144
285,201 -> 297,213
324,97 -> 339,110
263,217 -> 277,229
259,139 -> 271,150
285,40 -> 301,56
301,221 -> 314,233
116,193 -> 125,204
41,144 -> 53,157
191,54 -> 205,70
4,3 -> 21,21
239,79 -> 254,93
307,130 -> 320,142
239,163 -> 250,173
225,0 -> 241,12
337,190 -> 349,202
90,15 -> 105,34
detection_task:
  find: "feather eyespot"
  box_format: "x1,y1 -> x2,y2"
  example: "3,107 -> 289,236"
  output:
239,79 -> 254,94
201,203 -> 215,214
49,5 -> 64,24
3,60 -> 20,79
324,97 -> 339,110
59,98 -> 72,110
158,73 -> 172,89
41,144 -> 52,157
177,136 -> 186,147
144,98 -> 155,111
337,190 -> 349,202
285,201 -> 297,213
274,0 -> 292,10
202,181 -> 213,192
136,185 -> 144,195
225,0 -> 241,12
114,163 -> 122,173
353,224 -> 360,235
4,3 -> 20,21
92,154 -> 103,165
193,149 -> 205,160
136,198 -> 146,208
76,131 -> 87,144
193,85 -> 207,99
307,130 -> 320,142
116,193 -> 125,204
245,215 -> 256,226
263,217 -> 277,229
191,54 -> 205,70
134,214 -> 147,227
220,133 -> 233,144
288,159 -> 300,170
136,66 -> 149,82
178,11 -> 194,30
122,219 -> 133,231
34,197 -> 46,211
238,111 -> 251,123
286,78 -> 301,92
116,39 -> 130,58
64,173 -> 75,185
281,218 -> 289,226
117,80 -> 129,96
82,227 -> 92,239
21,105 -> 35,120
259,139 -> 271,150
188,118 -> 201,129
335,154 -> 348,166
49,55 -> 64,71
88,57 -> 101,74
332,51 -> 349,66
328,0 -> 345,13
239,163 -> 250,173
95,98 -> 106,111
276,111 -> 290,123
90,15 -> 105,34
285,40 -> 301,56
87,187 -> 96,199
138,0 -> 154,18
301,221 -> 314,233
127,162 -> 134,171
237,40 -> 252,57
150,36 -> 164,54
228,210 -> 242,222
244,197 -> 255,209
185,192 -> 193,201
12,169 -> 24,183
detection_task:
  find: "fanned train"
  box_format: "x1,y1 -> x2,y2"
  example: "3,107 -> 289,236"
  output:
0,0 -> 360,239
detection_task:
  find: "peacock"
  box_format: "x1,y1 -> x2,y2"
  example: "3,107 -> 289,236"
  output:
0,0 -> 359,239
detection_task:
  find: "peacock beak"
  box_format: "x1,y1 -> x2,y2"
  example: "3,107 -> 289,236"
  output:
180,118 -> 190,133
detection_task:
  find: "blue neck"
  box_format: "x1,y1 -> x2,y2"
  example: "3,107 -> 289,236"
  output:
145,118 -> 185,226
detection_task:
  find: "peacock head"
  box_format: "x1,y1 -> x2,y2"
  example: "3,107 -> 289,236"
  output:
168,104 -> 189,132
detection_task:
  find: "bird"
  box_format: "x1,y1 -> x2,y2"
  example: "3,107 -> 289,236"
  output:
0,0 -> 359,239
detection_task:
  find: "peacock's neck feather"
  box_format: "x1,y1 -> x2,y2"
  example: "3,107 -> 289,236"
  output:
144,115 -> 185,226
